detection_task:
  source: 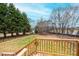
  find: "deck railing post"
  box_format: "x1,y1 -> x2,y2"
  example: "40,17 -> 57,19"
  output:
76,41 -> 79,56
34,39 -> 38,54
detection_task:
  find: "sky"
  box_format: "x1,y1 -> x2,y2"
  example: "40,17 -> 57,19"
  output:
14,3 -> 79,28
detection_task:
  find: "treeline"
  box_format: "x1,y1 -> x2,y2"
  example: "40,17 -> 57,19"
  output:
0,3 -> 31,38
35,6 -> 79,35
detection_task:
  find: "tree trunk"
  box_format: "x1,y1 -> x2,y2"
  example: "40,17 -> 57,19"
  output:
23,31 -> 25,35
67,28 -> 68,34
16,32 -> 19,36
62,23 -> 64,34
11,32 -> 14,37
3,32 -> 6,38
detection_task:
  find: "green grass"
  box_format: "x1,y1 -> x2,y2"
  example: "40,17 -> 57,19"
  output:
0,35 -> 36,52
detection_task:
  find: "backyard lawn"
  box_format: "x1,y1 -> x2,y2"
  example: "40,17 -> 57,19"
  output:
0,35 -> 37,52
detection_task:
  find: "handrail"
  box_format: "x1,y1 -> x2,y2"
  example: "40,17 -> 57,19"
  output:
2,52 -> 15,56
35,38 -> 79,42
16,48 -> 27,56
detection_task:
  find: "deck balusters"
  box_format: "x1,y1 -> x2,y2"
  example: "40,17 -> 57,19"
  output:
25,39 -> 79,56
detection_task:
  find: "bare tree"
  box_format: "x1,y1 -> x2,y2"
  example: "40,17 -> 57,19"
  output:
50,6 -> 79,35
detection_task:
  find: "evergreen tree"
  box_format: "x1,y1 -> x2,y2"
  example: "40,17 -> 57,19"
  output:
22,12 -> 31,35
0,3 -> 31,38
0,3 -> 8,38
7,3 -> 17,36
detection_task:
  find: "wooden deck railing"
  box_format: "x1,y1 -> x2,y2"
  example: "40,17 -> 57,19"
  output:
18,38 -> 79,56
1,38 -> 79,56
36,39 -> 79,56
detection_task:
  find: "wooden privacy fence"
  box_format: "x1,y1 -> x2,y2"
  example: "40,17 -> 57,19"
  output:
1,38 -> 79,56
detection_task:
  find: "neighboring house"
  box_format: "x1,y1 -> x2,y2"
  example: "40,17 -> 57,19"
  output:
50,27 -> 79,35
36,21 -> 52,34
72,27 -> 79,35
